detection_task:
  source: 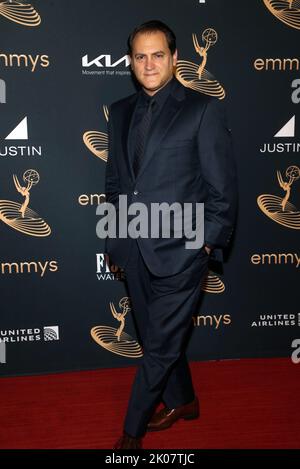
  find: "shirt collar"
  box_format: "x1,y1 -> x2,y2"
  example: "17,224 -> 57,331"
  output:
140,76 -> 175,108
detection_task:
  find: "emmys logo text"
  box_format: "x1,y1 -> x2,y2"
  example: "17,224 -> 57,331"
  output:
0,52 -> 49,71
78,193 -> 106,206
253,57 -> 299,71
193,313 -> 232,329
250,252 -> 300,268
1,259 -> 58,276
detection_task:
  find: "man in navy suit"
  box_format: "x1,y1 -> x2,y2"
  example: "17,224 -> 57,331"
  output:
105,20 -> 237,449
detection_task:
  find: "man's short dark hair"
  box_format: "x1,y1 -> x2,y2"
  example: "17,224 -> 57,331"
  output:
128,20 -> 177,56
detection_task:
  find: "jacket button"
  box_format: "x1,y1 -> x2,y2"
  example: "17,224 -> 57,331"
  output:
133,190 -> 139,195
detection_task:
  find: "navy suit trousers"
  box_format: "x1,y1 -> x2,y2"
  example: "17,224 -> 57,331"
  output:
123,241 -> 209,438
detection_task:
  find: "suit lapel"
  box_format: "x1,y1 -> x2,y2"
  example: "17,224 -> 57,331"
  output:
135,84 -> 185,182
122,94 -> 138,181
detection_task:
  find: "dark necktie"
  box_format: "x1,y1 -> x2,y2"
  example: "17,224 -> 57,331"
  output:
133,98 -> 156,178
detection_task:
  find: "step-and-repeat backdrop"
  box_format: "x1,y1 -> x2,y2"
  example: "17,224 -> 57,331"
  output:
0,0 -> 299,376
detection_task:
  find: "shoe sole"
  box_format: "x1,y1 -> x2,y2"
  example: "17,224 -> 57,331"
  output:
147,412 -> 199,432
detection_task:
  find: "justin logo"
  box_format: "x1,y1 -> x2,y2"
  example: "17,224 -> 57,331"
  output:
263,0 -> 300,30
259,116 -> 300,154
90,297 -> 143,358
0,1 -> 41,27
201,272 -> 225,293
83,105 -> 108,162
4,115 -> 28,140
176,28 -> 225,99
275,115 -> 295,138
0,116 -> 44,158
0,170 -> 51,237
257,165 -> 300,229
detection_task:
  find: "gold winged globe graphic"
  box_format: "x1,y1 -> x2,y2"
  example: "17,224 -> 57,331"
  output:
91,297 -> 143,358
263,0 -> 300,30
0,170 -> 51,237
176,27 -> 225,99
257,165 -> 300,229
0,0 -> 41,27
83,105 -> 109,162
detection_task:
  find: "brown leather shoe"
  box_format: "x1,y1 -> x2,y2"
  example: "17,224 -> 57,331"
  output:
147,396 -> 199,432
113,432 -> 142,449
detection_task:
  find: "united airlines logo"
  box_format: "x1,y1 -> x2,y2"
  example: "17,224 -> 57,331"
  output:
43,326 -> 59,341
0,1 -> 41,27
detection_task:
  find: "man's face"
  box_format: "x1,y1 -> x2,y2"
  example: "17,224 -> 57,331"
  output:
130,31 -> 177,96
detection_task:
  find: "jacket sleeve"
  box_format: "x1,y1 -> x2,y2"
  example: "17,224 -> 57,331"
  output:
105,105 -> 120,206
197,97 -> 238,249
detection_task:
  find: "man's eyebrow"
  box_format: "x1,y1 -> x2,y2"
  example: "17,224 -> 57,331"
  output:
134,50 -> 166,56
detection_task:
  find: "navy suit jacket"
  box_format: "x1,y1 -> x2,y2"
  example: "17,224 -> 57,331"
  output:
105,78 -> 237,276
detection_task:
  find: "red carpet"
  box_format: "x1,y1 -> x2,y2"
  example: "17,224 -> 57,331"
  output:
0,358 -> 299,449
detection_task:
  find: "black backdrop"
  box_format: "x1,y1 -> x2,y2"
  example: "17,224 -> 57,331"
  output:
0,0 -> 299,376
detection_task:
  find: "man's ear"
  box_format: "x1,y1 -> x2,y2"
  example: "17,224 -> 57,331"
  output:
173,49 -> 178,66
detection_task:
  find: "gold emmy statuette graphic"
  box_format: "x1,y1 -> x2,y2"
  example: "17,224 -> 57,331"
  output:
201,272 -> 225,294
83,105 -> 109,162
0,1 -> 41,27
176,28 -> 225,99
257,165 -> 300,229
263,0 -> 300,30
91,297 -> 143,358
0,170 -> 51,237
